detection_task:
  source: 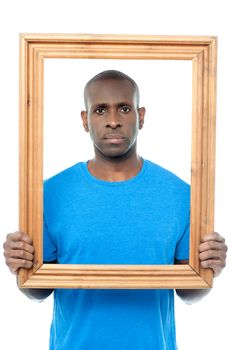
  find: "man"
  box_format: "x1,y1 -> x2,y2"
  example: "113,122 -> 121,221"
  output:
3,70 -> 227,350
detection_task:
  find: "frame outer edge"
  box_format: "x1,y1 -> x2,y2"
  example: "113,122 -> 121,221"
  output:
19,33 -> 217,45
202,38 -> 217,287
18,34 -> 29,286
18,34 -> 216,289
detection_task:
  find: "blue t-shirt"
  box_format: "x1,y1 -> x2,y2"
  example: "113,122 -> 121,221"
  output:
43,159 -> 190,350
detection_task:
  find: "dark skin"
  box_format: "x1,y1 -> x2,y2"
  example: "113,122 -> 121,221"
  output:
3,78 -> 227,302
81,79 -> 146,181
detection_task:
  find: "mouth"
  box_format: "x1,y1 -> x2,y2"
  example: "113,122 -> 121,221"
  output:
103,133 -> 125,144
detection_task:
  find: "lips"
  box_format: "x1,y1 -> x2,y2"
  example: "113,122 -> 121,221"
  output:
103,133 -> 125,144
104,133 -> 124,139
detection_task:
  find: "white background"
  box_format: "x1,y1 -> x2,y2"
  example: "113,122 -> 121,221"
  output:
44,59 -> 192,181
0,1 -> 232,349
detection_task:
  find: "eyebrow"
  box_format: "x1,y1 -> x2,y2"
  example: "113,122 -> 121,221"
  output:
92,102 -> 133,109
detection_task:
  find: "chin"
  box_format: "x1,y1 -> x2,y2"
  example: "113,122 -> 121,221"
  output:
103,151 -> 127,159
103,148 -> 134,160
95,141 -> 135,159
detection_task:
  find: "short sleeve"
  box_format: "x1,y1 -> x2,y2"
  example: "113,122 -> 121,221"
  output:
43,213 -> 57,262
175,211 -> 190,261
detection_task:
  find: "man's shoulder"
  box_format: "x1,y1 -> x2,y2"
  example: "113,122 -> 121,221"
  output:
145,159 -> 190,188
44,162 -> 85,187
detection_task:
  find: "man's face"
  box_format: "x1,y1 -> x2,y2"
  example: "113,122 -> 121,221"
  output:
81,79 -> 145,159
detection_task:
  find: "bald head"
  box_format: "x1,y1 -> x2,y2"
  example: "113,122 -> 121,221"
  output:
84,70 -> 140,110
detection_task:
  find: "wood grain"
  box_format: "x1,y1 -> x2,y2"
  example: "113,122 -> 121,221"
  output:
18,34 -> 217,289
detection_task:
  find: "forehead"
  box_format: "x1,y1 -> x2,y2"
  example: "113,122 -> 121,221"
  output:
85,79 -> 136,105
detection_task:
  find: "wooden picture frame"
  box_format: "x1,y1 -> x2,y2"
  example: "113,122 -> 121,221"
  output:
18,33 -> 217,289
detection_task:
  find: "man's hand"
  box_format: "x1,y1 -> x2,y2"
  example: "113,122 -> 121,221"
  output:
199,232 -> 227,277
3,231 -> 53,301
176,232 -> 227,304
3,231 -> 34,274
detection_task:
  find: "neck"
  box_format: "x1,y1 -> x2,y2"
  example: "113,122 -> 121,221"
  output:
87,152 -> 143,182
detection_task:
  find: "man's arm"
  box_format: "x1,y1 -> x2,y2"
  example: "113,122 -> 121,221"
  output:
175,259 -> 211,304
3,231 -> 54,301
18,284 -> 54,301
175,232 -> 227,304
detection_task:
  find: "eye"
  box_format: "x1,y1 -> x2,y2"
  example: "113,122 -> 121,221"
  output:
120,106 -> 130,113
95,107 -> 106,114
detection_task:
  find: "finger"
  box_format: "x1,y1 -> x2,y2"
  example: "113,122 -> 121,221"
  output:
199,248 -> 227,262
4,248 -> 34,262
200,258 -> 226,277
4,232 -> 34,254
6,257 -> 34,273
199,240 -> 227,253
9,231 -> 33,245
201,232 -> 225,243
8,240 -> 34,254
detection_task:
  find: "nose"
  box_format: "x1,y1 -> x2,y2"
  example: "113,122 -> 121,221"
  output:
106,111 -> 122,129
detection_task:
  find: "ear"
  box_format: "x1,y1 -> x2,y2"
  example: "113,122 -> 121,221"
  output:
138,107 -> 146,130
81,110 -> 89,132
